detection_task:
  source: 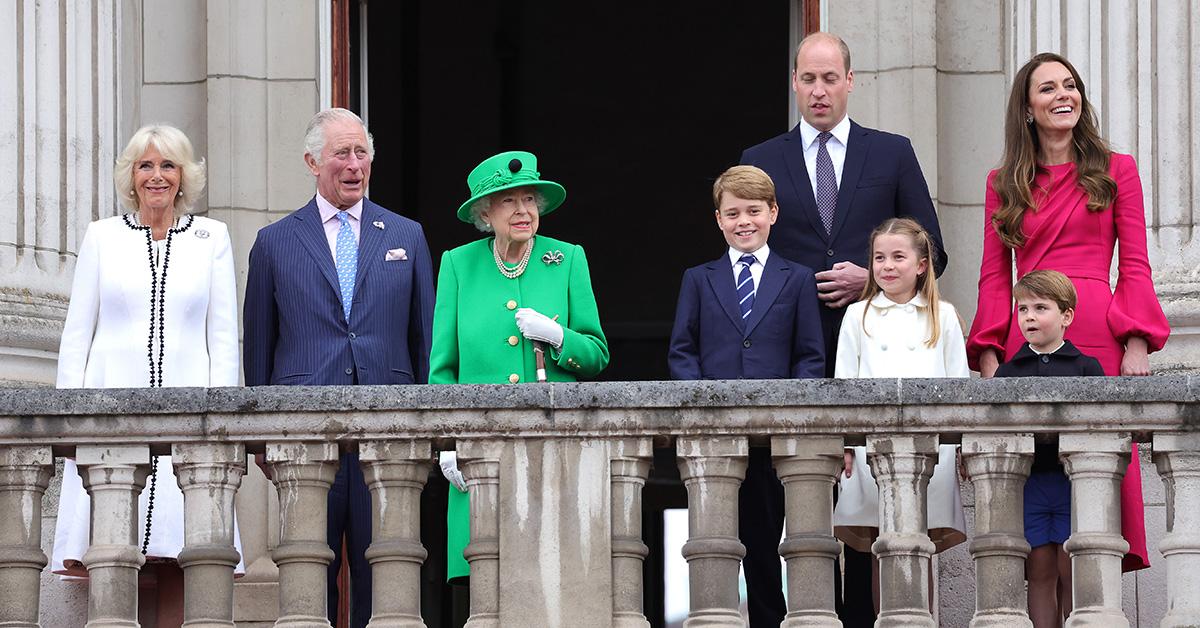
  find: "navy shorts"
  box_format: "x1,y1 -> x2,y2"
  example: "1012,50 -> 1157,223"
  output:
1024,470 -> 1071,548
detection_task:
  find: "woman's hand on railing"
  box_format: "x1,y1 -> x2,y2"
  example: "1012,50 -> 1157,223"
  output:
843,449 -> 854,478
439,451 -> 468,492
1121,337 -> 1151,376
978,349 -> 1000,378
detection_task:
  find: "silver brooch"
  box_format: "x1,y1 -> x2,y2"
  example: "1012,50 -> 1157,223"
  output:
373,221 -> 385,230
542,250 -> 564,266
195,229 -> 210,239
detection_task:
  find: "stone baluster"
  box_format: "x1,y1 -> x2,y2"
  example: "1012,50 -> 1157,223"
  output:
1059,433 -> 1130,628
459,440 -> 505,628
868,435 -> 938,628
610,438 -> 653,628
359,440 -> 431,628
676,436 -> 748,627
961,434 -> 1034,628
267,442 -> 339,628
771,435 -> 843,627
172,443 -> 247,628
1153,433 -> 1200,627
77,444 -> 151,628
0,446 -> 53,628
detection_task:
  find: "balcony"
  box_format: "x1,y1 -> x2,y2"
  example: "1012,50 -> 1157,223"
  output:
2,377 -> 1198,626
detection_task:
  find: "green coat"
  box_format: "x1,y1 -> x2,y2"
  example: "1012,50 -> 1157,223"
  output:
430,234 -> 609,579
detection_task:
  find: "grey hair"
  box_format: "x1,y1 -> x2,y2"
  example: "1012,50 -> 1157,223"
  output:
114,124 -> 207,213
303,108 -> 374,164
469,188 -> 548,233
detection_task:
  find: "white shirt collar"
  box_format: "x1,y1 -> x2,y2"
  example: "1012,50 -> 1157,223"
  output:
1030,340 -> 1066,355
799,115 -> 851,152
868,292 -> 929,309
315,193 -> 363,223
727,243 -> 770,268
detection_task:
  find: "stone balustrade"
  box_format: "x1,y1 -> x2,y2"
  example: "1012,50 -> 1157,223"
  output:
0,376 -> 1197,626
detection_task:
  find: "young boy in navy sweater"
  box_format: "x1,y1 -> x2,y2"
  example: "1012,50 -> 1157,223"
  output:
668,165 -> 824,626
994,269 -> 1103,627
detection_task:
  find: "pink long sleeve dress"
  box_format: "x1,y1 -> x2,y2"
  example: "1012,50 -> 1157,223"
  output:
967,153 -> 1170,571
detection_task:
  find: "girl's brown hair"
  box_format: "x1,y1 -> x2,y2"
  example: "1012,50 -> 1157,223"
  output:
992,52 -> 1116,248
859,218 -> 943,347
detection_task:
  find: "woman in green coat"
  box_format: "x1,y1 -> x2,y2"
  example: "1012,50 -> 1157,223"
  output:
431,150 -> 609,582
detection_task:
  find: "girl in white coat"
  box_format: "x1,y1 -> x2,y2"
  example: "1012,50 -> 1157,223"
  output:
832,217 -> 968,613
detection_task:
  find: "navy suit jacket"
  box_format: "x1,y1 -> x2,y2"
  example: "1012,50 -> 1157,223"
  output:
243,197 -> 435,386
668,252 -> 824,380
741,120 -> 947,374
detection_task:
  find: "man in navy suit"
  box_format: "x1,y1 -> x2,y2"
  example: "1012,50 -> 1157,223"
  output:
243,108 -> 434,627
669,165 -> 824,628
740,32 -> 946,626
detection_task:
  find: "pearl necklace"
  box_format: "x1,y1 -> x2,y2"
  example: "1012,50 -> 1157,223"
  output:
494,237 -> 534,279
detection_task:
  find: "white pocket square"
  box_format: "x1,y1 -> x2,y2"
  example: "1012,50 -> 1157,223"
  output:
385,248 -> 408,261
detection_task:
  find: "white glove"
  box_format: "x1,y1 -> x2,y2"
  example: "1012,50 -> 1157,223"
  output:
515,307 -> 564,349
439,451 -> 468,493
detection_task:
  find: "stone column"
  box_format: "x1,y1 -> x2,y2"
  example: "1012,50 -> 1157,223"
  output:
267,442 -> 339,628
1059,433 -> 1130,628
676,436 -> 748,628
770,435 -> 842,627
77,444 -> 151,628
961,434 -> 1034,628
1152,433 -> 1200,628
610,438 -> 653,628
868,435 -> 938,628
0,445 -> 53,628
359,440 -> 431,628
458,439 -> 504,628
173,443 -> 247,628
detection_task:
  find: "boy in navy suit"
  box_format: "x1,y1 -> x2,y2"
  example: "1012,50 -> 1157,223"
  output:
669,165 -> 824,626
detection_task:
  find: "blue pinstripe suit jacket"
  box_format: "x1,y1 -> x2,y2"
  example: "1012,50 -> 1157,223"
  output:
243,197 -> 434,386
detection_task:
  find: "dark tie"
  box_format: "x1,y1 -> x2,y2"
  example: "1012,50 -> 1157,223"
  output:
737,254 -> 756,320
815,131 -> 838,234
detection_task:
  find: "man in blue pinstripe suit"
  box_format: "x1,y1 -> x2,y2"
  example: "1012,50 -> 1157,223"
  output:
243,108 -> 434,627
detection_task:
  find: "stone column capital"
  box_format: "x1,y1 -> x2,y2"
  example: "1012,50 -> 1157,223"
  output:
0,445 -> 53,628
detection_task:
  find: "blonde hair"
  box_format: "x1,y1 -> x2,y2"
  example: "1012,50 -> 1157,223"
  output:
712,165 -> 777,209
859,217 -> 944,347
114,125 -> 206,213
1014,269 -> 1077,313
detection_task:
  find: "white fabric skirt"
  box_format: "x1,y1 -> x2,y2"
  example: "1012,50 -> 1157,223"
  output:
832,444 -> 966,554
52,457 -> 245,576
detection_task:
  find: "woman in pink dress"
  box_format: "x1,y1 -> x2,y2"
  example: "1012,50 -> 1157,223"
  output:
967,52 -> 1169,580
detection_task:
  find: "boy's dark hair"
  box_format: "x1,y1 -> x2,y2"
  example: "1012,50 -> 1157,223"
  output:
1014,269 -> 1076,312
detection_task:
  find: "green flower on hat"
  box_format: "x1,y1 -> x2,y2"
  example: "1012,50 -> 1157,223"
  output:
457,150 -> 567,223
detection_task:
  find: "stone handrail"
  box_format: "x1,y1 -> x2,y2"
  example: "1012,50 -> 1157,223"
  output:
0,377 -> 1196,626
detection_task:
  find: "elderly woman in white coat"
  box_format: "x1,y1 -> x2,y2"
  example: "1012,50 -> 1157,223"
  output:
54,124 -> 240,626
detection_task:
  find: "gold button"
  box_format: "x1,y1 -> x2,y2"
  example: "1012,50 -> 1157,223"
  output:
508,373 -> 520,384
506,300 -> 517,310
508,335 -> 519,346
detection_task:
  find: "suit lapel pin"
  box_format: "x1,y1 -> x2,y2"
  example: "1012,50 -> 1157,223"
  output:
542,250 -> 564,266
195,229 -> 210,239
373,221 -> 385,230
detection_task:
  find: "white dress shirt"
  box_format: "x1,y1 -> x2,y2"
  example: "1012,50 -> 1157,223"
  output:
316,193 -> 363,260
799,115 -> 851,195
727,244 -> 770,292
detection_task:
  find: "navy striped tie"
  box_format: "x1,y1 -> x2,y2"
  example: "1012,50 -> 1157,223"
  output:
737,254 -> 756,320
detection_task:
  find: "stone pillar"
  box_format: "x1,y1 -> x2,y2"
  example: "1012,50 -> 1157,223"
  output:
267,442 -> 338,628
770,435 -> 842,627
359,440 -> 431,628
1059,433 -> 1130,628
610,438 -> 653,628
961,434 -> 1034,628
458,439 -> 504,628
0,445 -> 53,628
1152,433 -> 1200,628
676,436 -> 748,628
173,443 -> 247,628
77,444 -> 151,628
868,435 -> 938,628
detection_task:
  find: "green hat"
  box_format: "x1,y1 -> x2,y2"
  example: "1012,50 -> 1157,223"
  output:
457,151 -> 566,223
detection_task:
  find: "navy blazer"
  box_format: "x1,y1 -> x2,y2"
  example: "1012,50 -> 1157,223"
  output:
741,120 -> 947,374
243,197 -> 435,386
668,252 -> 825,380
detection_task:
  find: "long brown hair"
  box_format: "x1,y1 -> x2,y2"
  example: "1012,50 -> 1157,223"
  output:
992,52 -> 1116,248
859,218 -> 944,348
